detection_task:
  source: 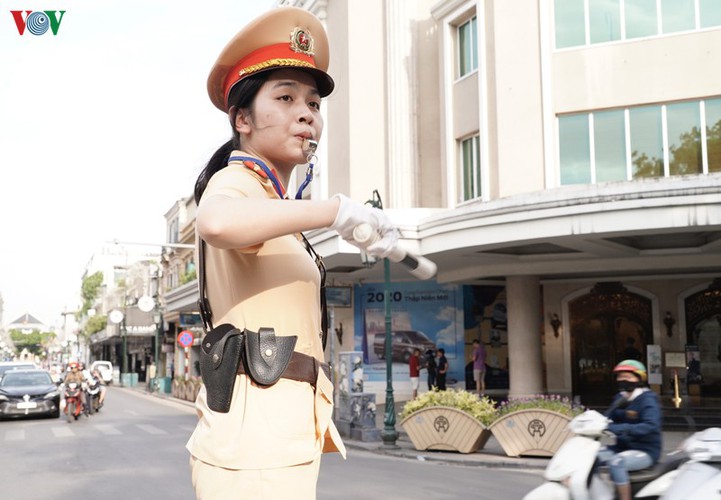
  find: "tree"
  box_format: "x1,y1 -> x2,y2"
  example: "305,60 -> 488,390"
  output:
79,271 -> 104,318
84,314 -> 107,336
9,329 -> 56,358
78,271 -> 106,338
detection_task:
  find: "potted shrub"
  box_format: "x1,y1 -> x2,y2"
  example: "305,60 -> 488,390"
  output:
400,389 -> 496,453
488,394 -> 584,457
171,376 -> 184,399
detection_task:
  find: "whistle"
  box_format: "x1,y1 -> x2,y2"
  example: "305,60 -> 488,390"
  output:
302,139 -> 318,155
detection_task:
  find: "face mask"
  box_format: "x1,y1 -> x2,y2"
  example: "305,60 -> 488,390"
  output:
617,380 -> 639,393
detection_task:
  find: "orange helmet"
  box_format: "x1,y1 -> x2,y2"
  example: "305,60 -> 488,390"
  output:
68,362 -> 79,369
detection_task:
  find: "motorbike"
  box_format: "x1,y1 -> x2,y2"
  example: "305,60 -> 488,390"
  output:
636,427 -> 721,499
63,382 -> 86,423
523,407 -> 686,500
86,377 -> 102,414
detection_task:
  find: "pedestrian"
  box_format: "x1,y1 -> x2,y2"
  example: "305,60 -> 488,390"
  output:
425,349 -> 437,390
436,348 -> 448,391
185,7 -> 400,499
409,348 -> 421,399
472,339 -> 486,394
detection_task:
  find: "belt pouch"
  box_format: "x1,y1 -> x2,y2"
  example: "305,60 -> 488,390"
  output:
243,327 -> 297,386
199,323 -> 244,413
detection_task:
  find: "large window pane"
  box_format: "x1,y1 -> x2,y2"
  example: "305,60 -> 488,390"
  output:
661,0 -> 695,33
594,110 -> 627,182
705,99 -> 721,173
667,102 -> 702,176
629,106 -> 663,178
459,17 -> 477,77
559,115 -> 591,184
471,17 -> 478,70
460,135 -> 481,201
625,0 -> 658,39
700,0 -> 721,28
555,0 -> 586,48
590,0 -> 621,43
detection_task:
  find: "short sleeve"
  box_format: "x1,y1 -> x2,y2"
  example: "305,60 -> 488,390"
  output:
203,164 -> 270,201
200,165 -> 274,254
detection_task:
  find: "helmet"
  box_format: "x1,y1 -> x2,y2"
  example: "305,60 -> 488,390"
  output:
68,362 -> 79,369
613,359 -> 647,382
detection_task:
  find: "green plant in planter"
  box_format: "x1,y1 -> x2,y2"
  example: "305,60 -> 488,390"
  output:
496,394 -> 584,418
400,389 -> 498,426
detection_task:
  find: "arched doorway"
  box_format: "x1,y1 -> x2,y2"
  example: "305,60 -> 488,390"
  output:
570,282 -> 654,406
684,279 -> 721,396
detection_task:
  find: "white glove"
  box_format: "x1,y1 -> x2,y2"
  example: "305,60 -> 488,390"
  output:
330,194 -> 399,258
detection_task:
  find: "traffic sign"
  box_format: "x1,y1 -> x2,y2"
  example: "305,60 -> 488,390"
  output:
177,330 -> 194,348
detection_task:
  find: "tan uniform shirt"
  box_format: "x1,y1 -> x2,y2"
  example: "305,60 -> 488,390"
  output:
186,153 -> 345,469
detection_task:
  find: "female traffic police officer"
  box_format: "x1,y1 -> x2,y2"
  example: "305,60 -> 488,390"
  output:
185,6 -> 399,499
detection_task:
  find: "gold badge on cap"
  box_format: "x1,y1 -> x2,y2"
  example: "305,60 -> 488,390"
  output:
290,27 -> 314,56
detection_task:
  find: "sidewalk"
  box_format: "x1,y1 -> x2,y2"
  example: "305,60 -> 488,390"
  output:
123,384 -> 695,471
341,425 -> 693,471
339,401 -> 695,470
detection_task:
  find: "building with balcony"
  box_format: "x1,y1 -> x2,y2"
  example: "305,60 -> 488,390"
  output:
162,0 -> 721,406
85,244 -> 162,384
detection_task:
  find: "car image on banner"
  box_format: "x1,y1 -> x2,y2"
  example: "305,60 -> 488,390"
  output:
372,330 -> 436,364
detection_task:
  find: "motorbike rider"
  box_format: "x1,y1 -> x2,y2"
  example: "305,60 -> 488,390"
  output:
63,362 -> 88,415
78,362 -> 94,416
90,368 -> 107,408
599,359 -> 662,500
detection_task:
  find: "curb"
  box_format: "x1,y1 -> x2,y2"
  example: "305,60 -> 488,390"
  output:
341,439 -> 549,470
114,384 -> 196,409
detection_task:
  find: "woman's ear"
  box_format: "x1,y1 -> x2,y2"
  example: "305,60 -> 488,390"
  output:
233,107 -> 252,135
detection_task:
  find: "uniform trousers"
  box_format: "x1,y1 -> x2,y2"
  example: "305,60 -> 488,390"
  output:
190,455 -> 321,500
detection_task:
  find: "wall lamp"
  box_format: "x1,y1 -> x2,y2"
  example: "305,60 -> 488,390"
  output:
550,313 -> 562,338
664,311 -> 675,338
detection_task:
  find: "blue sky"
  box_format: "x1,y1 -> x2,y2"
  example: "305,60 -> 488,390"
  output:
0,0 -> 274,327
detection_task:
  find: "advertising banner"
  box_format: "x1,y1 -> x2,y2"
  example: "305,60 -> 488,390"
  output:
647,344 -> 662,385
354,282 -> 464,384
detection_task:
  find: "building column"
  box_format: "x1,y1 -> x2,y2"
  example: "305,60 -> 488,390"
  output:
385,0 -> 418,208
507,275 -> 544,397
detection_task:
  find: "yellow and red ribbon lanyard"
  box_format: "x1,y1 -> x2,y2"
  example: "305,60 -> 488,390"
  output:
228,155 -> 314,200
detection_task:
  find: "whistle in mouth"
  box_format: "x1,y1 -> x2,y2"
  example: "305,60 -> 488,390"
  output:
302,139 -> 318,155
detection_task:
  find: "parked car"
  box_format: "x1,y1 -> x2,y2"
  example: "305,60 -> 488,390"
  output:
0,369 -> 60,419
90,361 -> 113,384
0,361 -> 37,381
373,330 -> 437,363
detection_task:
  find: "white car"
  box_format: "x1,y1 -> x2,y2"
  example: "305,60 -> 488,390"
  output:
90,361 -> 113,384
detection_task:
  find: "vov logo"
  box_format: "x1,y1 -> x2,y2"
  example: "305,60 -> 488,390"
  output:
11,10 -> 66,36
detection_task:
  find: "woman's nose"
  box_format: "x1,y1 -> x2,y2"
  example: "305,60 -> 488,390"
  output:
297,104 -> 313,123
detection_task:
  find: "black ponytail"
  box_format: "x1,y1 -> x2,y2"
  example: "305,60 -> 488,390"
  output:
194,71 -> 271,204
194,139 -> 236,204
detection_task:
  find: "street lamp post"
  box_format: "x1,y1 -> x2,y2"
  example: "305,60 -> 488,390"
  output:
381,255 -> 399,447
152,310 -> 162,392
108,308 -> 126,385
362,190 -> 399,448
